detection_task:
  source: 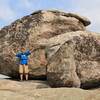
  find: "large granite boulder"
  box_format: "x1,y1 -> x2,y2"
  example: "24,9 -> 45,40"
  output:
0,10 -> 90,79
46,30 -> 100,88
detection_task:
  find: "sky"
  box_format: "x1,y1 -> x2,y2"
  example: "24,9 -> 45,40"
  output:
0,0 -> 100,33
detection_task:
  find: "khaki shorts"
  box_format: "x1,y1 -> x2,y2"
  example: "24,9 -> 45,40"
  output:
19,64 -> 29,74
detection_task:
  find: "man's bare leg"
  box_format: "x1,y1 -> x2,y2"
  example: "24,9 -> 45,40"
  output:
19,65 -> 24,81
24,65 -> 29,81
25,73 -> 28,80
20,73 -> 23,81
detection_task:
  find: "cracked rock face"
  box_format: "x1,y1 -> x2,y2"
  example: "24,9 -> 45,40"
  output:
46,31 -> 100,88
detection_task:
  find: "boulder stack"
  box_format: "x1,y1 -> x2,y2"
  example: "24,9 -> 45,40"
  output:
0,10 -> 100,88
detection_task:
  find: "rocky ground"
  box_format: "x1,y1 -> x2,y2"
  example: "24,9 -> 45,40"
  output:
0,79 -> 100,100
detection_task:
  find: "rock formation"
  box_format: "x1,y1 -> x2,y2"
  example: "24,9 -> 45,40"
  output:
0,10 -> 90,79
0,10 -> 100,88
46,30 -> 100,88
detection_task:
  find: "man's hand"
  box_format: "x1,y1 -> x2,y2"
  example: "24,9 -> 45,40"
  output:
12,48 -> 18,55
30,48 -> 35,53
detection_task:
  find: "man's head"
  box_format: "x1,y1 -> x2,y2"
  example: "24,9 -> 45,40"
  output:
21,47 -> 25,53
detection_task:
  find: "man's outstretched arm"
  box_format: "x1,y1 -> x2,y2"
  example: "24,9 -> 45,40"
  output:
30,48 -> 35,53
12,49 -> 20,57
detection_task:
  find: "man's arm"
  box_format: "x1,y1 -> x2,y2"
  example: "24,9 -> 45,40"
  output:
11,48 -> 19,55
30,48 -> 35,53
12,49 -> 21,57
12,50 -> 16,55
4,49 -> 18,62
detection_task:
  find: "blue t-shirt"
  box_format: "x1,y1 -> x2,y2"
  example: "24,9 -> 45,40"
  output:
16,51 -> 31,64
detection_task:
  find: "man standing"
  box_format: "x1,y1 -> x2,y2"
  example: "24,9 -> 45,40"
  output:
15,44 -> 48,81
16,48 -> 34,81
